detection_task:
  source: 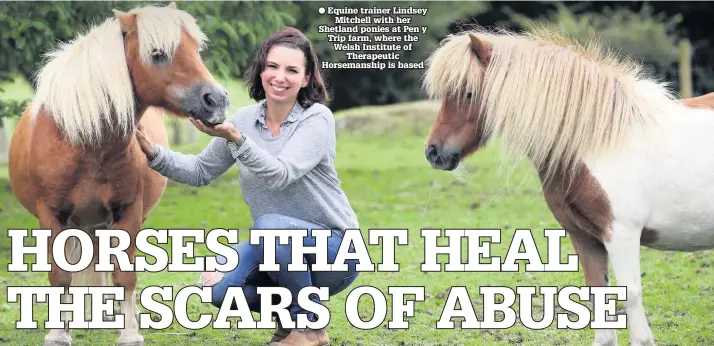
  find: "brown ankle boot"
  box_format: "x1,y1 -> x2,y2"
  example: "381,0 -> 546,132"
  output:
270,324 -> 291,343
269,328 -> 329,346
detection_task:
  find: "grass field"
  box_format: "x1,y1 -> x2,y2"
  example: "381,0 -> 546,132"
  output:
0,81 -> 713,346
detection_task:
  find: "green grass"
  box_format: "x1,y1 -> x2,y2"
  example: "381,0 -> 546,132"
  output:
1,99 -> 713,346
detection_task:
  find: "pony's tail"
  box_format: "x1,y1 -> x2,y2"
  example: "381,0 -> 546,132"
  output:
67,229 -> 108,287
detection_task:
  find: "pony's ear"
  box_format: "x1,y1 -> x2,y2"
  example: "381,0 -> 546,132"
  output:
112,9 -> 136,34
168,2 -> 177,9
468,33 -> 491,65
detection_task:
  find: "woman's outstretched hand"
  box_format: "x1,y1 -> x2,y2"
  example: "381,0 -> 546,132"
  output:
135,124 -> 157,160
189,117 -> 242,142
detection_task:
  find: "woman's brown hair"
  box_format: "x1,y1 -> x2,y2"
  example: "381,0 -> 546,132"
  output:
244,27 -> 330,108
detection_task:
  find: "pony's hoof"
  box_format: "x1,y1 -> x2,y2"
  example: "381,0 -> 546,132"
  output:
43,341 -> 71,346
630,329 -> 656,346
117,342 -> 143,346
631,338 -> 656,346
592,329 -> 617,346
117,335 -> 144,346
592,340 -> 617,346
43,335 -> 71,346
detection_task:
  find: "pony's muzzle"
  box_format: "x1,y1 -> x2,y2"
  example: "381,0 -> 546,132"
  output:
190,84 -> 230,126
426,144 -> 461,171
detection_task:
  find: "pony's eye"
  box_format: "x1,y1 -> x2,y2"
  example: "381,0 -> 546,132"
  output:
150,49 -> 168,64
466,92 -> 473,99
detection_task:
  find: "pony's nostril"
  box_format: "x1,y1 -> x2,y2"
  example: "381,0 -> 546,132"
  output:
426,144 -> 439,161
203,93 -> 216,108
451,152 -> 461,163
448,152 -> 461,169
204,90 -> 229,110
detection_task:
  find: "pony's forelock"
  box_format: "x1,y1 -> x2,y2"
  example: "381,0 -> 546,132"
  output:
423,32 -> 486,104
132,5 -> 208,65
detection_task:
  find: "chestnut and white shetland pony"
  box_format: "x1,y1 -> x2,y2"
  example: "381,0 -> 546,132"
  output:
9,3 -> 229,346
423,27 -> 714,346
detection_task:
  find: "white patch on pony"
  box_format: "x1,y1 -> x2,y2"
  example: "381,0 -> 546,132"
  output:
587,104 -> 714,251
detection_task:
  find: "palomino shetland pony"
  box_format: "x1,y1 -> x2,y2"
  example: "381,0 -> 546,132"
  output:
9,3 -> 229,346
423,28 -> 714,346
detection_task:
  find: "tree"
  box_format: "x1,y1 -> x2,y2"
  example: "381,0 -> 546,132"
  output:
0,2 -> 119,124
506,3 -> 686,95
0,1 -> 297,123
507,4 -> 682,67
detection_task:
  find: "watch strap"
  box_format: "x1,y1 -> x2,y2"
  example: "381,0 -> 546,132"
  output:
227,133 -> 246,158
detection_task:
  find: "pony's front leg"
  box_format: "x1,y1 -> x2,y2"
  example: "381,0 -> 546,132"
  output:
38,202 -> 73,346
568,231 -> 617,346
604,222 -> 655,346
111,200 -> 144,346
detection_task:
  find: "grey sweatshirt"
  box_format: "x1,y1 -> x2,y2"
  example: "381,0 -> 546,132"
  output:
147,101 -> 359,233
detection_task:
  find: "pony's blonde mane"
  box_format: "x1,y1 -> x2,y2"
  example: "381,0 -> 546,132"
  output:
31,4 -> 208,147
424,27 -> 676,182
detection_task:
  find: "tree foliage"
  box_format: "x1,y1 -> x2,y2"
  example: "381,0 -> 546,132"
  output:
508,4 -> 682,68
177,2 -> 297,79
0,1 -> 297,121
0,2 -> 118,122
506,3 -> 697,95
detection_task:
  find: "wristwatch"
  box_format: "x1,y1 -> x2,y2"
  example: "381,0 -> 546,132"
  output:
227,133 -> 246,151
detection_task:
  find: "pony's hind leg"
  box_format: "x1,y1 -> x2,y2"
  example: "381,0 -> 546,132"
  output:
604,222 -> 655,346
38,202 -> 73,346
110,200 -> 144,346
569,231 -> 617,346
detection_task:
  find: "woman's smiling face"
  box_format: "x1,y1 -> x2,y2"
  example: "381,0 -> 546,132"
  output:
260,45 -> 309,105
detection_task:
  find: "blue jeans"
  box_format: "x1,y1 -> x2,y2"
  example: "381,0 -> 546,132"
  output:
210,214 -> 359,323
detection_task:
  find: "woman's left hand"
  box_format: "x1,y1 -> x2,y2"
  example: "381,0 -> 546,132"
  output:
189,117 -> 242,142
